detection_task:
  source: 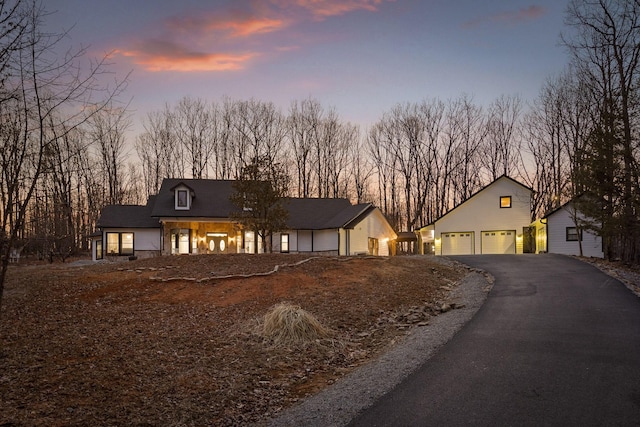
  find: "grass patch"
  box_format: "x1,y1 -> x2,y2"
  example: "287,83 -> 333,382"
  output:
261,302 -> 332,347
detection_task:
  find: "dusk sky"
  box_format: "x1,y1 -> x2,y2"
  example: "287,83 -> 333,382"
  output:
46,0 -> 570,137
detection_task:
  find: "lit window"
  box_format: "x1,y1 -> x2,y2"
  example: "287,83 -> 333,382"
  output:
281,234 -> 289,253
106,232 -> 134,256
106,232 -> 119,255
500,196 -> 512,208
566,227 -> 581,241
121,233 -> 134,255
96,239 -> 103,260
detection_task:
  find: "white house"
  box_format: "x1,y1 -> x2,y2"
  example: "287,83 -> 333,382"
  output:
92,179 -> 397,259
534,199 -> 604,258
91,197 -> 161,261
270,199 -> 396,256
416,175 -> 533,255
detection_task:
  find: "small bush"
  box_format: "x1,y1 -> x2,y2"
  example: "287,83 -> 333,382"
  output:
262,302 -> 331,347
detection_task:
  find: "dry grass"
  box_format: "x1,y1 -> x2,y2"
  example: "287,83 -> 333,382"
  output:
261,302 -> 332,347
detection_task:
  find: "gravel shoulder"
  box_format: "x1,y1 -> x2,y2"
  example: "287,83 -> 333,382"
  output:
264,261 -> 493,427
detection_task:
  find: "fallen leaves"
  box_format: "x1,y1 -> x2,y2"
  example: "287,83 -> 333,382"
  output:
1,254 -> 466,425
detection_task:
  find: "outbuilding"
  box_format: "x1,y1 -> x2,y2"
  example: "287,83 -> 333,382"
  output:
533,198 -> 603,258
416,175 -> 532,255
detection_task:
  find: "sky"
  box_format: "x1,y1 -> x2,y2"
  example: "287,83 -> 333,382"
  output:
45,0 -> 570,140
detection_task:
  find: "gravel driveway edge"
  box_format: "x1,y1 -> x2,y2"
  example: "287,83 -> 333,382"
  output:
264,266 -> 492,427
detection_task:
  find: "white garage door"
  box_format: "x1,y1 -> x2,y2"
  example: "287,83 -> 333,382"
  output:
441,232 -> 474,255
482,230 -> 515,254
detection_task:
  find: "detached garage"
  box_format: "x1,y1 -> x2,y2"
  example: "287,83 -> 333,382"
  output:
417,175 -> 532,256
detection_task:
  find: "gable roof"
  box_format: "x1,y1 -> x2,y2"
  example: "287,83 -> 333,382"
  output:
416,175 -> 532,230
97,196 -> 160,228
283,198 -> 371,230
133,178 -> 391,231
542,194 -> 590,220
151,179 -> 236,218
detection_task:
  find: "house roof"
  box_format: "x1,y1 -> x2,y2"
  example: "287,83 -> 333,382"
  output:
283,198 -> 371,230
119,178 -> 391,231
97,196 -> 160,229
542,195 -> 587,219
151,179 -> 236,218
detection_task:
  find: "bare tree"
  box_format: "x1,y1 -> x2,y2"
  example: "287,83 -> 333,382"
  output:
482,95 -> 523,180
231,99 -> 286,180
172,96 -> 215,179
287,97 -> 321,197
563,0 -> 640,261
89,103 -> 131,205
347,127 -> 375,203
136,106 -> 178,196
0,1 -> 127,314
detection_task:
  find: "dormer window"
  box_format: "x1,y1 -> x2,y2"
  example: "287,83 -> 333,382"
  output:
177,190 -> 188,208
173,184 -> 193,210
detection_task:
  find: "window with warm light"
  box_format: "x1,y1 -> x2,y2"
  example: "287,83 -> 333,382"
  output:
96,239 -> 103,259
500,196 -> 512,208
280,234 -> 289,253
106,232 -> 119,254
106,232 -> 134,255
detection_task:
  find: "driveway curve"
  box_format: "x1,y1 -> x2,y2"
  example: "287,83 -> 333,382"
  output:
349,254 -> 640,426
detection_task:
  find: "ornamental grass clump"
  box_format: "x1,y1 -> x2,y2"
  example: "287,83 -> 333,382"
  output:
262,302 -> 331,347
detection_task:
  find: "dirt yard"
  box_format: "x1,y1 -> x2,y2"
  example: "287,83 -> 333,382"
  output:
0,254 -> 469,426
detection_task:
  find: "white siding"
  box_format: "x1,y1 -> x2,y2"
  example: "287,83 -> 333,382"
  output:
297,230 -> 313,252
313,230 -> 339,252
346,209 -> 396,256
547,205 -> 603,258
433,177 -> 531,255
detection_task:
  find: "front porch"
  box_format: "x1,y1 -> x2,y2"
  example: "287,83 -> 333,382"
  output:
161,221 -> 264,255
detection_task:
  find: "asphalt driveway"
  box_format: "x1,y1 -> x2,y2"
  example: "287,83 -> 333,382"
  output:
348,254 -> 640,426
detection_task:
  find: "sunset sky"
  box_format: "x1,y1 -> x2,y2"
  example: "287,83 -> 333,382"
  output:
46,0 -> 570,136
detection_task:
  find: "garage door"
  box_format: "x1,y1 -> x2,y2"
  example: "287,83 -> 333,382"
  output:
441,232 -> 474,255
482,230 -> 515,254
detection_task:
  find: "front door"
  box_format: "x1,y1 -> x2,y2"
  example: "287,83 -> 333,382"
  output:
206,233 -> 228,254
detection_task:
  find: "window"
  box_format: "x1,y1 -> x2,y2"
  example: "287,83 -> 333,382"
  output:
174,186 -> 191,210
368,237 -> 379,256
106,232 -> 119,255
96,239 -> 103,260
121,233 -> 134,255
106,232 -> 134,256
566,227 -> 581,241
177,190 -> 188,207
500,196 -> 512,208
280,234 -> 289,253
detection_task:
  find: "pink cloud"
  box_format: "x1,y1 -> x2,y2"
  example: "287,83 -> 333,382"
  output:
272,0 -> 393,19
117,40 -> 257,72
117,0 -> 394,73
167,14 -> 288,38
463,5 -> 546,28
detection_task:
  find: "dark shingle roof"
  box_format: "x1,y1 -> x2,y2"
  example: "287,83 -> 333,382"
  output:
142,179 -> 382,230
283,198 -> 367,229
150,179 -> 236,218
97,196 -> 160,228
